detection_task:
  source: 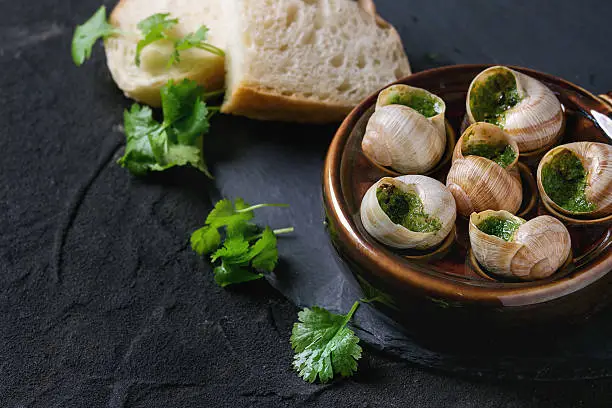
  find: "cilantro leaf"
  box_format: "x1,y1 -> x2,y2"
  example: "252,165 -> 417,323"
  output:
72,6 -> 118,66
176,26 -> 209,50
210,234 -> 264,286
291,301 -> 362,383
214,262 -> 263,287
249,228 -> 278,272
211,236 -> 251,264
118,79 -> 212,176
190,226 -> 221,255
210,227 -> 279,272
135,13 -> 178,66
161,79 -> 210,144
117,104 -> 164,175
190,198 -> 293,287
204,199 -> 289,237
206,198 -> 255,229
190,197 -> 260,257
226,221 -> 259,240
169,25 -> 225,66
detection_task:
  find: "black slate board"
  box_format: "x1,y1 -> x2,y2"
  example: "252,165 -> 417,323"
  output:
3,0 -> 612,406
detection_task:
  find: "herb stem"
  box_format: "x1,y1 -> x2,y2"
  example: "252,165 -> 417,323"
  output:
272,227 -> 294,235
202,90 -> 225,100
359,296 -> 384,305
195,43 -> 225,57
236,203 -> 290,213
206,107 -> 220,120
344,301 -> 360,324
249,227 -> 294,241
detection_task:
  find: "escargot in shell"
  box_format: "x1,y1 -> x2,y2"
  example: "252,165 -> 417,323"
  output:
446,122 -> 522,217
360,175 -> 456,250
466,66 -> 564,153
362,85 -> 447,174
537,142 -> 612,218
469,210 -> 571,280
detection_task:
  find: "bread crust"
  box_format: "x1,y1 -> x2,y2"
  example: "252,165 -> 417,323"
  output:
220,83 -> 355,123
221,0 -> 411,123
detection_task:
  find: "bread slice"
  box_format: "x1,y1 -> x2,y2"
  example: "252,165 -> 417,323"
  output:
221,0 -> 411,123
104,0 -> 227,107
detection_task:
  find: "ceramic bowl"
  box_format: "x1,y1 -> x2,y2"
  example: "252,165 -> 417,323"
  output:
323,64 -> 612,328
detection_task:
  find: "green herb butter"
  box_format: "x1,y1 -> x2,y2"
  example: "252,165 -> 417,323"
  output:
464,142 -> 516,168
541,149 -> 594,213
376,184 -> 442,233
387,92 -> 442,118
477,216 -> 522,241
469,70 -> 521,126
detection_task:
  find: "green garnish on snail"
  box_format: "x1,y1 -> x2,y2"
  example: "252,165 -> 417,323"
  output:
362,85 -> 447,174
446,122 -> 522,217
466,66 -> 564,153
476,216 -> 522,242
469,210 -> 571,280
463,141 -> 516,169
537,142 -> 612,218
360,175 -> 456,250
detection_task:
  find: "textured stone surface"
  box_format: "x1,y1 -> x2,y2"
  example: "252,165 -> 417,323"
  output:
2,0 -> 612,406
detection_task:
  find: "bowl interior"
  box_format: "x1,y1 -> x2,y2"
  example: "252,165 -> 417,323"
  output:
336,65 -> 612,290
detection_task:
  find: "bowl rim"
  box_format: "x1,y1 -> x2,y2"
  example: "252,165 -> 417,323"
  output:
323,63 -> 612,306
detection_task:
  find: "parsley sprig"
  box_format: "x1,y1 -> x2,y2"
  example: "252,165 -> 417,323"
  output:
291,301 -> 362,383
72,6 -> 120,66
169,26 -> 224,66
136,13 -> 224,67
191,198 -> 294,287
72,8 -> 224,67
118,79 -> 215,176
134,13 -> 179,66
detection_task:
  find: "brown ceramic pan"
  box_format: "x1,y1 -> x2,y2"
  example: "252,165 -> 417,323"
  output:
323,64 -> 612,328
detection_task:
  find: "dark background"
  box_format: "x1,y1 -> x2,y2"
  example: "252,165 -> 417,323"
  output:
2,0 -> 612,406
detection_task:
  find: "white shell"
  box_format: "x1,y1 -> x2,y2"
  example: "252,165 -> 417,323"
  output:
537,142 -> 612,217
360,175 -> 457,250
376,85 -> 447,138
469,210 -> 571,280
446,123 -> 522,217
466,66 -> 564,153
362,85 -> 446,174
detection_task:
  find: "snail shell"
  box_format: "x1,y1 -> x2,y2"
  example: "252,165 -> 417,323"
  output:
466,66 -> 564,153
362,85 -> 446,174
360,175 -> 456,250
469,210 -> 571,280
446,122 -> 522,217
537,142 -> 612,218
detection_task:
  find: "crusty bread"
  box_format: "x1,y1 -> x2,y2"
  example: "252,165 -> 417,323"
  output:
221,0 -> 411,123
104,0 -> 227,107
